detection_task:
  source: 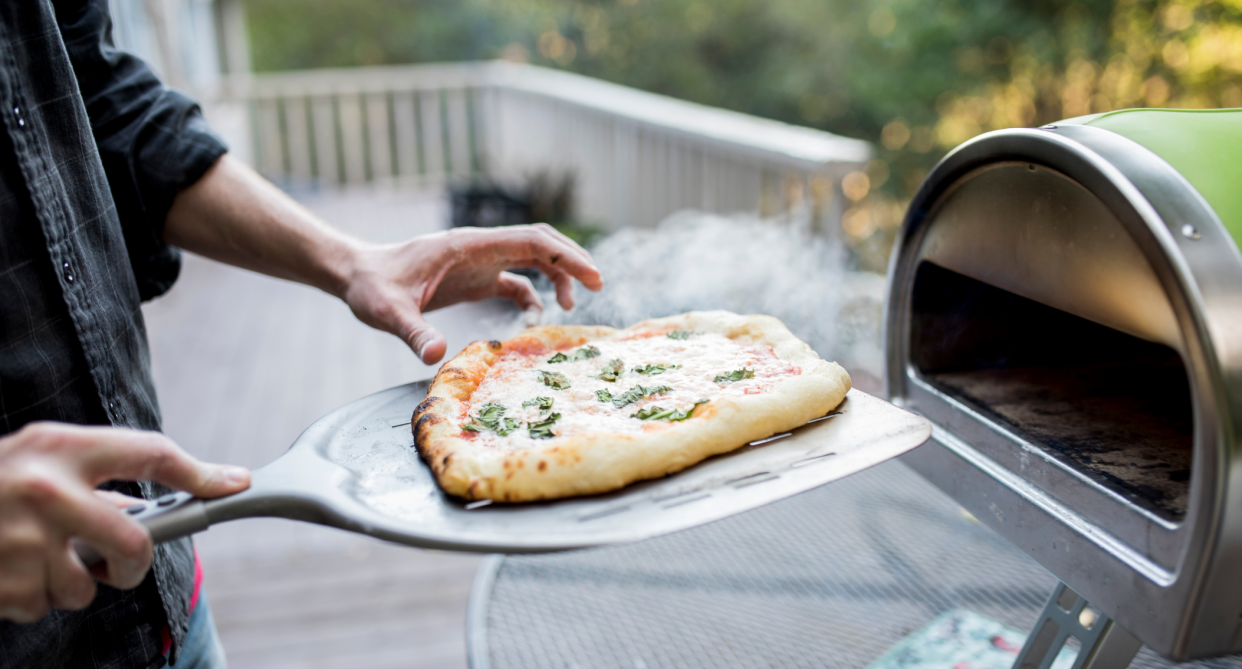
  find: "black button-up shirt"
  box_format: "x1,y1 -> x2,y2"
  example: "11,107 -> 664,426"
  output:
0,0 -> 226,666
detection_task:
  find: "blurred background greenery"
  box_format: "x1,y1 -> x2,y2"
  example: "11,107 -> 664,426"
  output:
245,0 -> 1242,269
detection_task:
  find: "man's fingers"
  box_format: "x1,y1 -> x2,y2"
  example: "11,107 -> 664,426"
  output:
496,272 -> 543,312
8,472 -> 152,589
46,544 -> 95,611
0,577 -> 49,623
532,223 -> 590,256
37,425 -> 251,499
391,305 -> 446,364
94,490 -> 144,510
354,287 -> 446,363
521,229 -> 604,292
533,261 -> 577,310
0,522 -> 51,622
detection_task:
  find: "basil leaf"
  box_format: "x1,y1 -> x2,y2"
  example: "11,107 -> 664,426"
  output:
666,330 -> 694,340
632,406 -> 677,421
713,368 -> 755,383
576,345 -> 601,360
528,412 -> 561,439
596,358 -> 625,382
632,363 -> 679,375
633,398 -> 708,422
595,389 -> 613,403
463,402 -> 521,435
497,417 -> 523,436
476,402 -> 506,422
547,345 -> 601,364
537,370 -> 571,390
671,399 -> 710,422
522,396 -> 554,414
611,384 -> 672,409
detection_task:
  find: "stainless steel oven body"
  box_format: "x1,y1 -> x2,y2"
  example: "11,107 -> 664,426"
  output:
884,119 -> 1242,660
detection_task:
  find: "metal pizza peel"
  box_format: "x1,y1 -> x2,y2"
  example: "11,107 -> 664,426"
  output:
78,380 -> 930,560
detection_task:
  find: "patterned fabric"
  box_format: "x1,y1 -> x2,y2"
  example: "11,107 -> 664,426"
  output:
0,0 -> 226,666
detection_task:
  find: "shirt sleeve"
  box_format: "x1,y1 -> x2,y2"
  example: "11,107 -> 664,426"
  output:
52,0 -> 228,301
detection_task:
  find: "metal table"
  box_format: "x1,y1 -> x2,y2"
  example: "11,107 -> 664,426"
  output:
467,459 -> 1242,669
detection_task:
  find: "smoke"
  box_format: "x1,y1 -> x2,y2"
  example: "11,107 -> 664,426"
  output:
536,211 -> 886,379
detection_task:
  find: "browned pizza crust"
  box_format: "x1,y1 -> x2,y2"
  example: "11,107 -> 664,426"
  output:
412,311 -> 850,502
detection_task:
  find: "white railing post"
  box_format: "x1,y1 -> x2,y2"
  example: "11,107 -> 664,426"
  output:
283,97 -> 312,185
445,88 -> 472,179
365,92 -> 393,184
419,90 -> 445,184
392,91 -> 419,184
310,95 -> 338,187
337,94 -> 366,185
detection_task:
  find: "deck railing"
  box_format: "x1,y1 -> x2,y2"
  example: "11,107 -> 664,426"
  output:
224,61 -> 871,233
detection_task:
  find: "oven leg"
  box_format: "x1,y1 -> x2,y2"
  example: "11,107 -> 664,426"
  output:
1011,582 -> 1142,669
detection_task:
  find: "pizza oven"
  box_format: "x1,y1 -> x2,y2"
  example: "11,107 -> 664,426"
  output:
884,110 -> 1242,664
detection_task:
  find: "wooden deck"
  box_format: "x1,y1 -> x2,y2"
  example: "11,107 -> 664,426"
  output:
142,188 -> 516,668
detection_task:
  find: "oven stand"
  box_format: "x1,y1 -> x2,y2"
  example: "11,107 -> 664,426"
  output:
1012,582 -> 1142,669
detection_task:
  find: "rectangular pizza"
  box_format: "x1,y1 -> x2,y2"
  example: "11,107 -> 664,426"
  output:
412,311 -> 851,502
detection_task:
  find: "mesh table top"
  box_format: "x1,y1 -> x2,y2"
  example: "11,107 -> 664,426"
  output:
469,460 -> 1242,669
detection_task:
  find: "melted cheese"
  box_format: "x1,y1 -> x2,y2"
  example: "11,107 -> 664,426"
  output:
461,331 -> 799,450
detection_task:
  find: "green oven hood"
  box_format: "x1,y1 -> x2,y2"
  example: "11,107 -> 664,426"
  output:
1061,109 -> 1242,249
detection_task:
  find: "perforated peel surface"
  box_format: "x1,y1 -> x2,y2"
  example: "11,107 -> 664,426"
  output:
476,461 -> 1242,669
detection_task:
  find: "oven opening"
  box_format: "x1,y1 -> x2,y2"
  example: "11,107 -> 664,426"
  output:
910,261 -> 1193,522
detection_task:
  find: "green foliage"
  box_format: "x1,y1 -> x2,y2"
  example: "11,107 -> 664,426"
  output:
244,0 -> 509,71
245,0 -> 1242,268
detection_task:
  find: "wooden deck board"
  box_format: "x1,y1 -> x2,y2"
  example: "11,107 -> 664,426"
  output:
142,188 -> 515,668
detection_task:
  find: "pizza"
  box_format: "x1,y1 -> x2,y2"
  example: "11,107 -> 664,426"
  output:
412,311 -> 851,502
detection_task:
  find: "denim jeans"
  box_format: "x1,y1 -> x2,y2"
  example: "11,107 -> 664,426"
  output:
170,590 -> 227,669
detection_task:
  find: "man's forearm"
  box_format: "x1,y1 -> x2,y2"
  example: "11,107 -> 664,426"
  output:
163,154 -> 603,363
163,155 -> 359,298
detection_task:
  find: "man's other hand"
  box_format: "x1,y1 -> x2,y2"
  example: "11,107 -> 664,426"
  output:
341,224 -> 605,364
0,424 -> 250,622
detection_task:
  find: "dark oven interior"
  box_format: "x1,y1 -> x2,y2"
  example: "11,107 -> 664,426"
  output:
910,261 -> 1194,522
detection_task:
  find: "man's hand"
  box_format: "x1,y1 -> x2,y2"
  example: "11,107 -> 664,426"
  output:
342,225 -> 604,363
165,156 -> 605,365
0,423 -> 250,622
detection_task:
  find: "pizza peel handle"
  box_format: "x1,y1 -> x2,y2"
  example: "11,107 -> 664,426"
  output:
75,379 -> 934,564
71,439 -> 349,567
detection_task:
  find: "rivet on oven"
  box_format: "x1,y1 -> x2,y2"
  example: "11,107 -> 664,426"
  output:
1182,223 -> 1202,240
1028,164 -> 1036,171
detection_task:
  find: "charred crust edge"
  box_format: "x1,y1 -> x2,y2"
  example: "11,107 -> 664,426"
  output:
411,396 -> 444,455
413,395 -> 442,418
